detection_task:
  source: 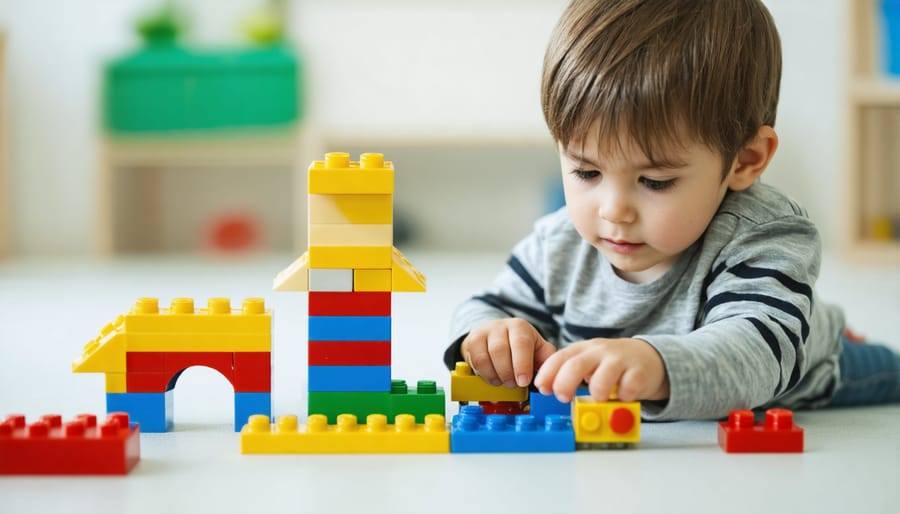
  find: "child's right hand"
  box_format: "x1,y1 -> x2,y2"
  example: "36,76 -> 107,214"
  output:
460,318 -> 557,389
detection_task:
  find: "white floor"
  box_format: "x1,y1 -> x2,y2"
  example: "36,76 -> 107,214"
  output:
0,251 -> 898,514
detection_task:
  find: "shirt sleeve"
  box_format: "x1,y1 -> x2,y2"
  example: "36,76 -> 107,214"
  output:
637,214 -> 819,420
444,218 -> 562,370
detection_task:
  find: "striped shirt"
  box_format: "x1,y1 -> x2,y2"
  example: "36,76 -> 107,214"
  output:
445,181 -> 845,420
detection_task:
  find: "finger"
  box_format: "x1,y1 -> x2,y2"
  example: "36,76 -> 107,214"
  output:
588,357 -> 625,402
486,325 -> 515,387
533,344 -> 573,395
533,339 -> 557,369
552,348 -> 597,403
463,331 -> 496,384
617,366 -> 647,402
508,322 -> 538,387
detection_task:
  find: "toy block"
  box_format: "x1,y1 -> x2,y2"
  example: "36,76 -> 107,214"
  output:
309,223 -> 393,247
308,365 -> 391,392
235,392 -> 271,432
308,315 -> 391,341
272,251 -> 309,292
308,193 -> 393,224
450,362 -> 527,402
391,248 -> 426,292
308,340 -> 391,366
530,391 -> 571,422
163,351 -> 234,375
450,406 -> 574,453
354,269 -> 392,291
307,152 -> 394,195
572,397 -> 640,445
308,391 -> 391,423
388,380 -> 446,422
308,291 -> 391,316
0,413 -> 140,475
717,409 -> 804,453
126,332 -> 270,353
308,246 -> 393,269
480,400 -> 530,415
240,413 -> 449,454
233,352 -> 272,392
105,373 -> 127,393
121,297 -> 271,335
126,372 -> 174,393
107,391 -> 173,433
308,268 -> 353,292
72,324 -> 126,373
126,351 -> 167,372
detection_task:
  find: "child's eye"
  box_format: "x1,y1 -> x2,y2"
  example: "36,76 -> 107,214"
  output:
639,177 -> 676,191
571,168 -> 600,181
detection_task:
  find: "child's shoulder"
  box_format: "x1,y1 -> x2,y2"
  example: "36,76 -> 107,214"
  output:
717,181 -> 810,226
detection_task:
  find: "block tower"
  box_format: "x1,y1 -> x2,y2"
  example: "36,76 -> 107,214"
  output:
272,152 -> 444,426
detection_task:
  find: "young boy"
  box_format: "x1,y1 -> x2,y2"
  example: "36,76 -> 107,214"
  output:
444,0 -> 900,420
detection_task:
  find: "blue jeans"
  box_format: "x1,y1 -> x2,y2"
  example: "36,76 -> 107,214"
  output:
829,333 -> 900,407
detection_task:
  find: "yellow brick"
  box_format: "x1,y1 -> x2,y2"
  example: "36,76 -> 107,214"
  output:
122,298 -> 271,335
354,269 -> 392,292
105,373 -> 127,393
572,397 -> 641,444
273,251 -> 309,292
72,326 -> 126,373
308,246 -> 392,269
125,332 -> 271,352
307,153 -> 394,195
449,362 -> 527,402
308,194 -> 393,224
308,224 -> 393,247
391,247 -> 426,292
240,413 -> 449,454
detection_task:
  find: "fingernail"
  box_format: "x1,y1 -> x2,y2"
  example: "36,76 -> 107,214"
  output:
490,379 -> 501,386
516,374 -> 528,387
503,380 -> 517,388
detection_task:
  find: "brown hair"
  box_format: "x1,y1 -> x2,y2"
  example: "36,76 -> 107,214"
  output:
541,0 -> 781,175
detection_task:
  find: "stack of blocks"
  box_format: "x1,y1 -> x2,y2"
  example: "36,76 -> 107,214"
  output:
243,152 -> 445,453
72,297 -> 272,432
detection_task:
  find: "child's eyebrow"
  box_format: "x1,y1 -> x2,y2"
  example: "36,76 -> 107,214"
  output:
564,149 -> 687,171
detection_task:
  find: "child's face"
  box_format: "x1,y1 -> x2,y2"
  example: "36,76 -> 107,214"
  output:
560,132 -> 733,284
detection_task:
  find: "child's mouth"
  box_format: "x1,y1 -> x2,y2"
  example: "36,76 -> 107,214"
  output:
603,239 -> 643,254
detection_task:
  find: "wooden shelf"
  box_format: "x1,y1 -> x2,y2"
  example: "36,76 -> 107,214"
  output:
850,78 -> 900,105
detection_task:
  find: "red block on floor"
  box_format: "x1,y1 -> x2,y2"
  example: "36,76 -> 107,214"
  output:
718,408 -> 804,453
0,413 -> 140,474
308,292 -> 391,316
308,340 -> 391,366
233,351 -> 272,392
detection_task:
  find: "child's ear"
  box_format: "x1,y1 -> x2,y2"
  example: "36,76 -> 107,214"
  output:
726,125 -> 778,191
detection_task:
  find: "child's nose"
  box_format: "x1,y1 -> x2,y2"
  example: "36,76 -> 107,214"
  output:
597,190 -> 635,224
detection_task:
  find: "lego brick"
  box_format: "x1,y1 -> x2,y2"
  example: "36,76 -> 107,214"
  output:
308,365 -> 391,392
391,248 -> 426,292
241,413 -> 448,454
479,400 -> 530,416
450,406 -> 574,453
353,269 -> 392,292
308,391 -> 391,423
0,413 -> 140,475
126,351 -> 167,372
449,362 -> 527,402
309,223 -> 393,247
126,371 -> 175,393
530,391 -> 571,422
389,380 -> 446,422
121,297 -> 271,334
308,246 -> 393,269
718,409 -> 804,453
307,152 -> 394,195
308,268 -> 354,292
308,315 -> 391,341
163,351 -> 234,375
235,392 -> 271,433
272,251 -> 309,292
124,332 -> 270,352
106,391 -> 173,433
105,373 -> 127,393
308,340 -> 391,366
233,352 -> 272,392
308,194 -> 393,224
308,291 -> 391,316
72,326 -> 126,373
572,397 -> 641,445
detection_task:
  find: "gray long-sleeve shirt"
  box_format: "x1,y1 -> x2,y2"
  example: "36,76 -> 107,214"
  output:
445,181 -> 845,421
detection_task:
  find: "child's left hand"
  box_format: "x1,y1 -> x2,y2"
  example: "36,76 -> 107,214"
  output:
533,338 -> 670,403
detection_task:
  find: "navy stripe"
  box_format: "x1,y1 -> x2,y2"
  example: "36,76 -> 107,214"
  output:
702,261 -> 728,296
768,315 -> 802,392
473,294 -> 556,328
562,322 -> 621,341
507,255 -> 544,303
745,317 -> 783,394
729,263 -> 814,306
705,292 -> 810,341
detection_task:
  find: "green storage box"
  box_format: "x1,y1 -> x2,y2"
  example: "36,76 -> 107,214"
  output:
103,45 -> 301,133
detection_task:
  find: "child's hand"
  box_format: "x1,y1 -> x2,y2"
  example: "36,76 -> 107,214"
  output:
533,338 -> 669,403
460,318 -> 557,388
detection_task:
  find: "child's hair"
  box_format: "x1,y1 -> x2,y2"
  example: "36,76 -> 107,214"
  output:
541,0 -> 781,175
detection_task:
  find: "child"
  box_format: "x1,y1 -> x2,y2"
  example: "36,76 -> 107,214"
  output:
444,0 -> 900,420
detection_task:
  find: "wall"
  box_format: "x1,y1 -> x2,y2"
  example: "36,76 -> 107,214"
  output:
0,0 -> 846,255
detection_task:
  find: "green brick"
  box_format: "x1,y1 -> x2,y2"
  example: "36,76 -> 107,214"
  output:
388,379 -> 446,422
307,391 -> 389,424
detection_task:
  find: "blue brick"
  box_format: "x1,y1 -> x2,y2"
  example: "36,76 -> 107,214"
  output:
235,392 -> 271,432
308,365 -> 391,392
308,316 -> 391,341
106,391 -> 173,432
450,405 -> 574,453
530,391 -> 572,423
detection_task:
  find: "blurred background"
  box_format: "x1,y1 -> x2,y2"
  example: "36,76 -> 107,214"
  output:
0,0 -> 897,262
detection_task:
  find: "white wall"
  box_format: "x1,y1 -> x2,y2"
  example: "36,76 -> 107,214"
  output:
0,0 -> 847,255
